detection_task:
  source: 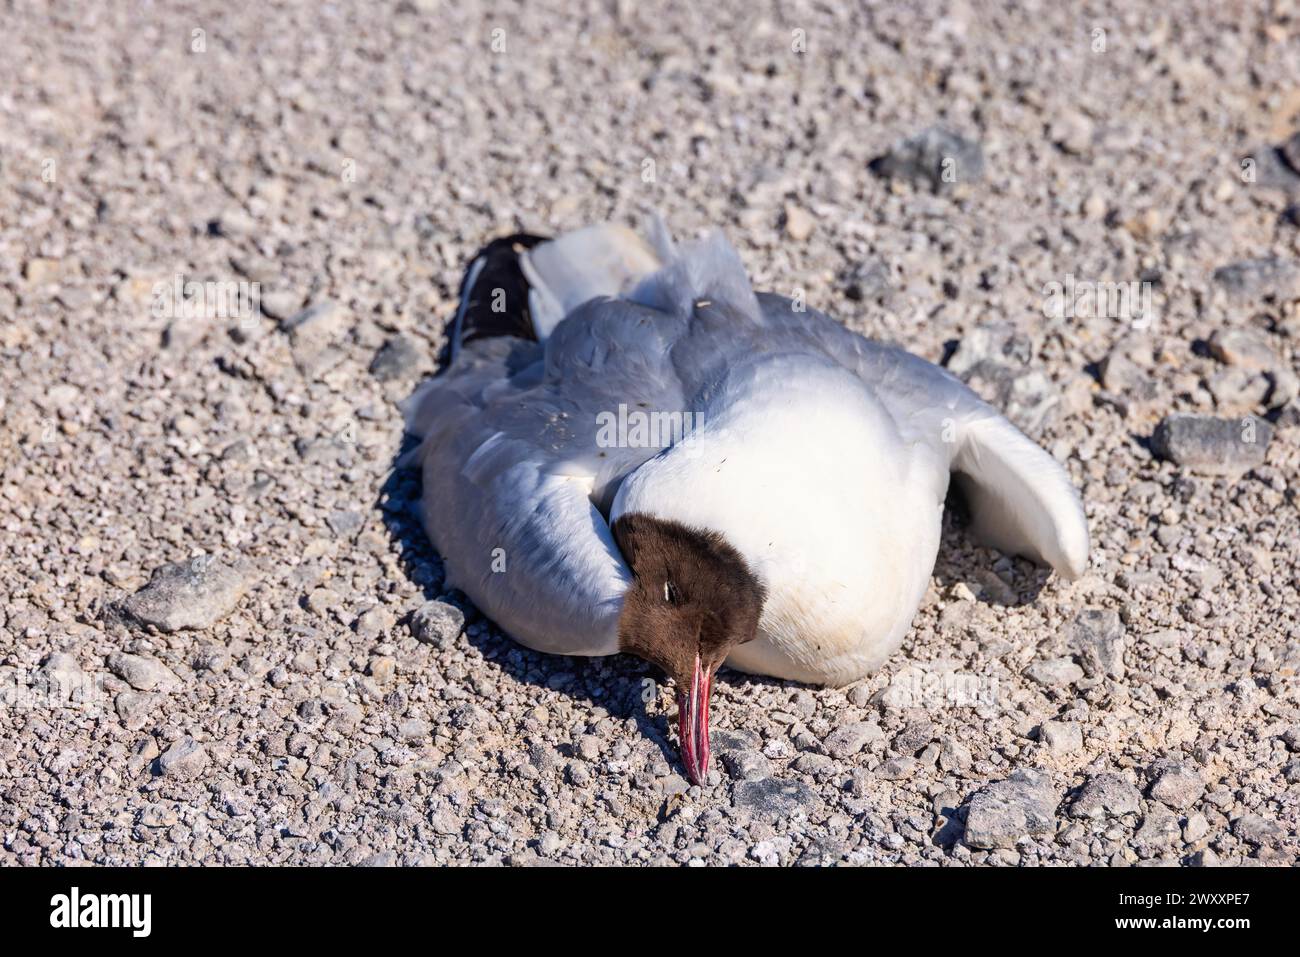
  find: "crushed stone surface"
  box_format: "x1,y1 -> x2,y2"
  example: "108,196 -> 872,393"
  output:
1,1 -> 1298,865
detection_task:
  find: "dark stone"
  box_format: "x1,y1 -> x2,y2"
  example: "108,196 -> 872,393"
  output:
1151,413 -> 1272,476
870,126 -> 985,194
963,769 -> 1059,849
409,600 -> 466,647
1069,772 -> 1142,820
114,556 -> 249,633
841,258 -> 891,301
1066,608 -> 1126,678
733,778 -> 818,820
1211,257 -> 1299,301
369,335 -> 423,381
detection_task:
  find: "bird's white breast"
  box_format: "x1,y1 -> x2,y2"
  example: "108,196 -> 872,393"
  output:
612,355 -> 948,686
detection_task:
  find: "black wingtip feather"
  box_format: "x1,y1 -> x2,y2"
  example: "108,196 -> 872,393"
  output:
452,233 -> 550,348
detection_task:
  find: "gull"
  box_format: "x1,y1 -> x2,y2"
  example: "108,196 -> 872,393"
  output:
404,220 -> 1089,784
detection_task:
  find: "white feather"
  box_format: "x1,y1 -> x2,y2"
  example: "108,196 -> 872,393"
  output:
519,224 -> 660,341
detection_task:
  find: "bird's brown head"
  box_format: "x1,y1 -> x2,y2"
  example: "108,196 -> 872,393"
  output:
611,513 -> 766,785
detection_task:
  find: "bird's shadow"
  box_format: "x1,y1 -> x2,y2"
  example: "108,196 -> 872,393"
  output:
378,434 -> 679,768
929,483 -> 1052,605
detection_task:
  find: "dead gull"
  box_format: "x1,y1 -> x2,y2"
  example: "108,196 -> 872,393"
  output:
404,220 -> 1089,784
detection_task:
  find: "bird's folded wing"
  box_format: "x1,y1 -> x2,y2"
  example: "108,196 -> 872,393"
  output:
425,447 -> 631,655
403,351 -> 632,656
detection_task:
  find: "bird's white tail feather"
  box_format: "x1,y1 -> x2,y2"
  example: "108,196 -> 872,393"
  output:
628,229 -> 763,323
520,219 -> 765,337
519,224 -> 661,340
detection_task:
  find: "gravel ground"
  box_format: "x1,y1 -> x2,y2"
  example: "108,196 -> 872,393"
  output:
2,0 -> 1300,867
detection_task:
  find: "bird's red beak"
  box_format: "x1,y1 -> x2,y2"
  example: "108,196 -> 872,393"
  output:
677,655 -> 712,785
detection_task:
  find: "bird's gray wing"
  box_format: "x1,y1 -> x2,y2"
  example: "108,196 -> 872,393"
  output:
403,303 -> 687,656
756,293 -> 1090,578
